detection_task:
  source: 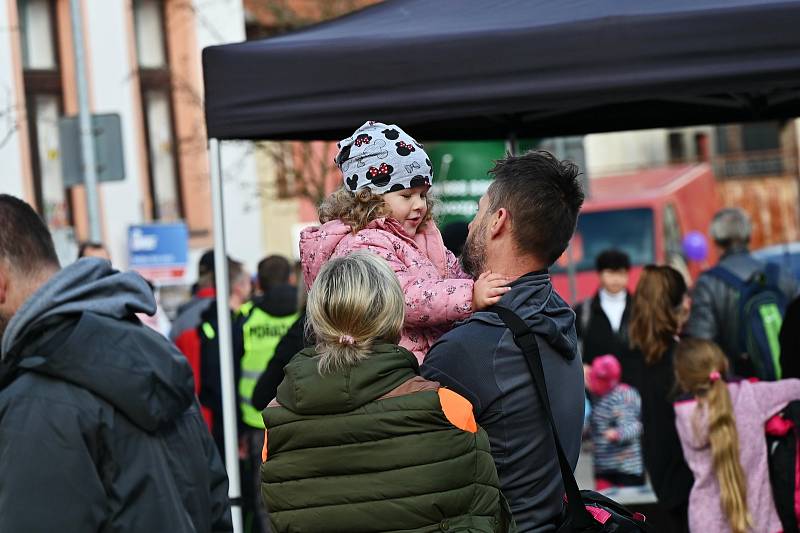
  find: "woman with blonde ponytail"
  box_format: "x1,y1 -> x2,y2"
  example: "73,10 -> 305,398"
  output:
260,251 -> 515,532
675,338 -> 800,532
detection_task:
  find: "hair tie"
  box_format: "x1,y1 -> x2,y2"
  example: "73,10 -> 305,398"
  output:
338,334 -> 356,346
709,371 -> 721,382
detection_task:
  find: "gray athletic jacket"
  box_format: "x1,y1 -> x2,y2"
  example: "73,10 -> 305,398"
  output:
422,271 -> 585,532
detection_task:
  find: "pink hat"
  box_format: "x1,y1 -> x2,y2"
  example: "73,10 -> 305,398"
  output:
588,354 -> 622,396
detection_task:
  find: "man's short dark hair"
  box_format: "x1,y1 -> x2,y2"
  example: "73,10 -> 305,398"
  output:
258,255 -> 291,290
0,195 -> 59,272
487,151 -> 584,266
198,249 -> 216,276
77,241 -> 106,259
595,249 -> 631,272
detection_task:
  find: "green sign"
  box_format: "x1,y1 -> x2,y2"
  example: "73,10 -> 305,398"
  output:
425,140 -> 537,227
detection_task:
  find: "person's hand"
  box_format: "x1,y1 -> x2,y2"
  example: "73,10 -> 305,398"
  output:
604,429 -> 620,442
473,271 -> 511,310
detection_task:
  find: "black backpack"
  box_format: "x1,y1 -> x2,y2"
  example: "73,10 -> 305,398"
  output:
492,306 -> 652,532
766,399 -> 800,533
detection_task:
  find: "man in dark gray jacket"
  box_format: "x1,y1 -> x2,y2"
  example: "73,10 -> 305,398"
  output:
422,151 -> 585,532
0,195 -> 232,532
686,207 -> 796,377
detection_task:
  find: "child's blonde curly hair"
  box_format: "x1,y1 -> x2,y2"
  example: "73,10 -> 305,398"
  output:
318,186 -> 435,233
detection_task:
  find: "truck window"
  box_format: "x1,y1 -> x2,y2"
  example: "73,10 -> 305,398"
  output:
552,208 -> 655,273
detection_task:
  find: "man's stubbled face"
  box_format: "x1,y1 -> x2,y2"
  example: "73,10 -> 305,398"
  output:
462,199 -> 490,278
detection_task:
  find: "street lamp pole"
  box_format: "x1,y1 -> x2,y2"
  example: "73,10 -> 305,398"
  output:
68,0 -> 102,242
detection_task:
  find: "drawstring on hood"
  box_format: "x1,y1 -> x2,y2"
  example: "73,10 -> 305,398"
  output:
2,258 -> 155,359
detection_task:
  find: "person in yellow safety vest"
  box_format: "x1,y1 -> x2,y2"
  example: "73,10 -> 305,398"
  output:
238,294 -> 299,428
238,255 -> 299,533
196,258 -> 251,457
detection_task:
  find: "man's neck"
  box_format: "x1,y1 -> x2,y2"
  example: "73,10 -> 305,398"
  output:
7,266 -> 58,316
485,254 -> 545,282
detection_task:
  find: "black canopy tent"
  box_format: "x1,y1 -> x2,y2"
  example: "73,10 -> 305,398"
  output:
203,0 -> 800,141
201,3 -> 800,529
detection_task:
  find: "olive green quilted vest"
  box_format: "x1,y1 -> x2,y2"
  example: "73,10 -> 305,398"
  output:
261,344 -> 515,533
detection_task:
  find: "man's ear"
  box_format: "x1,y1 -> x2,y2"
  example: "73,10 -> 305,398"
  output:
489,208 -> 509,238
0,265 -> 8,305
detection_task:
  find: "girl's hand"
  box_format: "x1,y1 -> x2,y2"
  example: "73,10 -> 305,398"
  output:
604,429 -> 620,442
473,271 -> 511,310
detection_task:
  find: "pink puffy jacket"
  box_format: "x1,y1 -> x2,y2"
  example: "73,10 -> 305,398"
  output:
300,218 -> 474,363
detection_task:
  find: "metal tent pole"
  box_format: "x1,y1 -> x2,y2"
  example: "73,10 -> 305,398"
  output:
209,138 -> 243,533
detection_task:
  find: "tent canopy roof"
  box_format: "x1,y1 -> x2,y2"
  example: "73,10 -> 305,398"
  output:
203,0 -> 800,141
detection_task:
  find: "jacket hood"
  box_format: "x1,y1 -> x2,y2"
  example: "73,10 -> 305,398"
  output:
299,218 -> 439,290
276,343 -> 419,415
2,258 -> 155,358
469,271 -> 578,361
1,259 -> 194,432
299,220 -> 352,289
255,284 -> 298,317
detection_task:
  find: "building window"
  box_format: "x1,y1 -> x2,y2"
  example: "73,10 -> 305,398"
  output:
667,132 -> 685,163
18,0 -> 71,228
18,0 -> 57,69
133,0 -> 182,220
143,90 -> 180,220
715,122 -> 784,178
133,0 -> 167,68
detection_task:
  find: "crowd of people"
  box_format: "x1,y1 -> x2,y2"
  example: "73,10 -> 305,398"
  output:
578,209 -> 800,532
1,119 -> 800,533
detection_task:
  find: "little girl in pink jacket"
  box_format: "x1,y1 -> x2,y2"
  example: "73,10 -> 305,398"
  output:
673,338 -> 800,533
300,121 -> 508,363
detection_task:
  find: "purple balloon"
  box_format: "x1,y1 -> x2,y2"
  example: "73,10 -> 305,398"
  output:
683,231 -> 709,262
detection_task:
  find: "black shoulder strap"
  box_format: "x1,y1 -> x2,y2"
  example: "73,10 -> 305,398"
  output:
491,305 -> 594,529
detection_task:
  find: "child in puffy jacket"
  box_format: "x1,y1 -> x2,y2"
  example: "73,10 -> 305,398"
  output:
587,354 -> 644,490
674,338 -> 800,533
300,121 -> 508,363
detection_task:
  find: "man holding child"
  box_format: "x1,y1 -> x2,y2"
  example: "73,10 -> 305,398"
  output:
422,150 -> 586,531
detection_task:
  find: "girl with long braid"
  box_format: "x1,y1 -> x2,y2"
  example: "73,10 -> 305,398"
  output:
674,338 -> 800,532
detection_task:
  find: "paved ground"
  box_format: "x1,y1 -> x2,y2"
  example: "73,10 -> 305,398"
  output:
576,444 -> 658,505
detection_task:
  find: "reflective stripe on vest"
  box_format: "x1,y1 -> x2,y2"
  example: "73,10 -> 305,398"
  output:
239,306 -> 299,428
202,322 -> 216,340
238,300 -> 255,318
